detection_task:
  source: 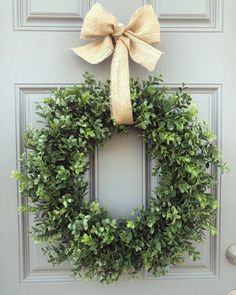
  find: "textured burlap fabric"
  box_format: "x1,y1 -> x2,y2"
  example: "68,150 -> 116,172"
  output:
72,3 -> 163,125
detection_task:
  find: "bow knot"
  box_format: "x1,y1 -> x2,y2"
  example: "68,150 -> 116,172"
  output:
72,3 -> 163,125
112,23 -> 126,41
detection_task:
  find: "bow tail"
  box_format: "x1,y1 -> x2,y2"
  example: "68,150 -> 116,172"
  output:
71,36 -> 114,64
126,31 -> 163,71
110,39 -> 134,125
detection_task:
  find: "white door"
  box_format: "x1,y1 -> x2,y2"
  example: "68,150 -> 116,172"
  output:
1,0 -> 236,294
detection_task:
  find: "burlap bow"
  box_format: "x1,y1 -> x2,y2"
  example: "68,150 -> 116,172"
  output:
72,3 -> 163,125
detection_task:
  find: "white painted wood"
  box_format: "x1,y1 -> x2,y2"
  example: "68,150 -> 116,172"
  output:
1,0 -> 236,294
14,0 -> 93,31
158,0 -> 209,17
29,0 -> 81,15
96,130 -> 145,219
150,0 -> 222,32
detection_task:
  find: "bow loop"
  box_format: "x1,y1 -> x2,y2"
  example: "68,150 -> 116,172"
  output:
80,3 -> 118,40
72,3 -> 163,124
127,5 -> 161,44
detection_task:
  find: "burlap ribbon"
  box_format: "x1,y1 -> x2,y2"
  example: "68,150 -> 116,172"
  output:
72,3 -> 163,125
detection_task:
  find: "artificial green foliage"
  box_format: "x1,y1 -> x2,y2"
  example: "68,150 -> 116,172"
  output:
13,73 -> 227,284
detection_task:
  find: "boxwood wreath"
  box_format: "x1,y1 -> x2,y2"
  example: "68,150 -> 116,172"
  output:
13,73 -> 227,284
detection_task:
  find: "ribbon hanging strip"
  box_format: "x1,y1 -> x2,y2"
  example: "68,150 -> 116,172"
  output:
72,3 -> 163,125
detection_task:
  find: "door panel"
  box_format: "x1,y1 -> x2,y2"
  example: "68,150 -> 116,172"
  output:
1,0 -> 236,294
154,0 -> 222,32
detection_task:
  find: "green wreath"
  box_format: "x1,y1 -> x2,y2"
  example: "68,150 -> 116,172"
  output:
13,73 -> 226,284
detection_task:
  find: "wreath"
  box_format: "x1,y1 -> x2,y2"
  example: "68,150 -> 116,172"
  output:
13,73 -> 226,284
